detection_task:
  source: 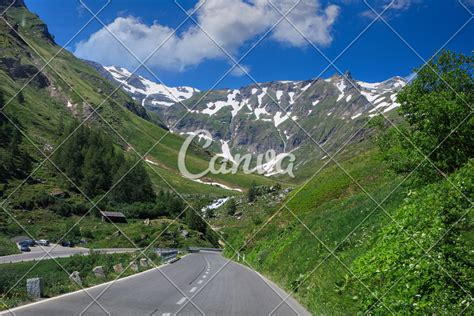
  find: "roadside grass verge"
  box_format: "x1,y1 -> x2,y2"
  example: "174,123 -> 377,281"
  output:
216,149 -> 408,314
0,237 -> 19,257
0,251 -> 160,310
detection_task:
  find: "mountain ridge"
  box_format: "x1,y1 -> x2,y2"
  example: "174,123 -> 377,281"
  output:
100,64 -> 406,177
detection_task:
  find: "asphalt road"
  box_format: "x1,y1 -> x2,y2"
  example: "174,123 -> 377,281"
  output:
0,244 -> 137,264
2,252 -> 310,315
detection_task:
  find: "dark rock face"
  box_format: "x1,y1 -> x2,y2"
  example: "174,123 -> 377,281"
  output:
0,0 -> 25,8
0,57 -> 50,88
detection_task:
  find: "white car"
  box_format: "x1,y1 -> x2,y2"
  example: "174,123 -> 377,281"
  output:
36,239 -> 50,246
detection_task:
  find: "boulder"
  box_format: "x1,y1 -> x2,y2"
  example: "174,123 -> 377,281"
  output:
69,271 -> 82,286
180,230 -> 189,238
92,266 -> 105,278
140,258 -> 149,267
113,263 -> 124,274
26,278 -> 42,299
144,218 -> 150,226
130,261 -> 139,272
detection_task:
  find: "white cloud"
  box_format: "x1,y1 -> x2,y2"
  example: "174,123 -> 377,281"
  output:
74,0 -> 339,73
230,65 -> 251,77
361,0 -> 420,19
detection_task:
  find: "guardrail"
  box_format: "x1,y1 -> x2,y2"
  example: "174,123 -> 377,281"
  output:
187,247 -> 223,253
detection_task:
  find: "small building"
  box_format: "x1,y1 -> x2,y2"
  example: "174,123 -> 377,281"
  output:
100,211 -> 127,223
49,189 -> 68,198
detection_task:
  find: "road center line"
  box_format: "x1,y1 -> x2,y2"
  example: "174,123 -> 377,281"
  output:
190,287 -> 197,293
176,297 -> 187,305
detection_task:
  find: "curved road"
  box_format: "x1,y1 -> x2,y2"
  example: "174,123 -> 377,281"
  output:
2,252 -> 309,315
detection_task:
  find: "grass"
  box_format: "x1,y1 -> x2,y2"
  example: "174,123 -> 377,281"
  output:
0,208 -> 215,249
0,236 -> 19,256
216,148 -> 473,314
213,148 -> 410,314
0,5 -> 273,199
0,251 -> 161,310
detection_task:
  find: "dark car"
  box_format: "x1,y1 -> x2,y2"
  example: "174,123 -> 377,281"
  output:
19,240 -> 35,247
20,244 -> 31,252
61,241 -> 75,247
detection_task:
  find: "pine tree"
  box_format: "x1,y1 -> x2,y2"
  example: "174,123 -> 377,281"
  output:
185,208 -> 206,233
247,181 -> 257,202
227,198 -> 237,216
17,91 -> 25,105
110,159 -> 156,204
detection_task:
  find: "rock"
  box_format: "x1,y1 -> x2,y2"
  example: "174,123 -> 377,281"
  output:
144,218 -> 150,226
139,258 -> 149,267
113,263 -> 124,274
180,230 -> 189,238
92,266 -> 105,278
26,278 -> 42,299
69,271 -> 82,286
130,261 -> 139,272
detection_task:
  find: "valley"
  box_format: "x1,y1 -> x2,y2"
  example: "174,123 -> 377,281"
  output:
0,0 -> 472,315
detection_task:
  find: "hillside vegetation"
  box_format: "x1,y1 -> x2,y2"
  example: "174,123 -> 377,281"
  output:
216,51 -> 473,314
0,1 -> 273,249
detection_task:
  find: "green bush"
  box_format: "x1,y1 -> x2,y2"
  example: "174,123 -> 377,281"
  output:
0,236 -> 19,256
376,51 -> 473,182
351,160 -> 473,314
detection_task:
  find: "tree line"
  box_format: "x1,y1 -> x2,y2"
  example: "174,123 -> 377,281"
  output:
0,91 -> 32,187
53,120 -> 155,203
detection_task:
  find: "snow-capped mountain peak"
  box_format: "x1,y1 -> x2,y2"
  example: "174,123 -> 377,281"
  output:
102,65 -> 199,107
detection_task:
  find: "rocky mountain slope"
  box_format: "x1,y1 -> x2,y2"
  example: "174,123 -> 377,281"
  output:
0,0 -> 269,194
102,66 -> 406,177
88,61 -> 199,108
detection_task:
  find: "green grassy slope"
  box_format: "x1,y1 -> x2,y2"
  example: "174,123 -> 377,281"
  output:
215,147 -> 472,314
0,3 -> 272,198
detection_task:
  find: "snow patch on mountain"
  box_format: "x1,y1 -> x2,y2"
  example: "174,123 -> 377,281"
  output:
274,111 -> 291,127
257,88 -> 268,107
276,90 -> 284,102
288,92 -> 296,105
335,79 -> 346,102
301,83 -> 312,92
217,140 -> 235,163
103,65 -> 199,106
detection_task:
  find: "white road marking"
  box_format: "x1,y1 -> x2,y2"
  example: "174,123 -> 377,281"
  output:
176,297 -> 187,305
197,280 -> 203,284
162,313 -> 171,316
190,287 -> 197,293
203,275 -> 207,278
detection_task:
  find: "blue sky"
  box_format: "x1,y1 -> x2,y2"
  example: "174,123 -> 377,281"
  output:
25,0 -> 473,90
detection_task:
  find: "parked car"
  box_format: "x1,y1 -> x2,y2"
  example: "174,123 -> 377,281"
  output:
20,240 -> 35,247
20,244 -> 31,252
61,241 -> 75,247
36,239 -> 50,246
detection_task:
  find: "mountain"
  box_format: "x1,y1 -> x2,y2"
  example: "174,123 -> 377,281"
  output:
88,61 -> 199,108
102,65 -> 406,178
0,0 -> 270,195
